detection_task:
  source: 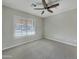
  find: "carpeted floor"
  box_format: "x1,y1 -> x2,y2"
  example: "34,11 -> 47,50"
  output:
3,39 -> 77,59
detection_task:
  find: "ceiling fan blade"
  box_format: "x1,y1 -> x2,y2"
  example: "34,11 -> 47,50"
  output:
34,8 -> 44,10
47,9 -> 53,13
32,3 -> 36,7
48,3 -> 59,9
41,11 -> 44,15
42,0 -> 48,8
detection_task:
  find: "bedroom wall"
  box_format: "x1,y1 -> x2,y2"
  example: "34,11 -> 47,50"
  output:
2,6 -> 43,49
44,9 -> 77,46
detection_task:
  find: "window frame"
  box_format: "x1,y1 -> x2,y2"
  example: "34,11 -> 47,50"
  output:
13,15 -> 36,38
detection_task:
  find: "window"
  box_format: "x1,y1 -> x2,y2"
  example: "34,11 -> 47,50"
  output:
14,16 -> 35,37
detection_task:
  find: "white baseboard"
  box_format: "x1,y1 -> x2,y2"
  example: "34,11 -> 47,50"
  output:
45,37 -> 77,47
2,39 -> 40,51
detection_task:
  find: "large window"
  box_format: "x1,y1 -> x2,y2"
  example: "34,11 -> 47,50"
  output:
14,16 -> 35,37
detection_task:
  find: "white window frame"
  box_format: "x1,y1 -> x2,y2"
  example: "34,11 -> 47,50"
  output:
14,15 -> 35,38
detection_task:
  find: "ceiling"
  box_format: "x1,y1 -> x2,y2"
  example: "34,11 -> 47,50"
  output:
2,0 -> 77,18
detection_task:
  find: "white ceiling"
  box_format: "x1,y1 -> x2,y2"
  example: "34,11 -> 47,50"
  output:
2,0 -> 77,18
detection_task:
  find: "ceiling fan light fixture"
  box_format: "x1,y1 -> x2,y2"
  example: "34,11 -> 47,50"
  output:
33,0 -> 60,15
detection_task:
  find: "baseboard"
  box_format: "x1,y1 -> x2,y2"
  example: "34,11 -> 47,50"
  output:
2,39 -> 41,51
44,37 -> 77,47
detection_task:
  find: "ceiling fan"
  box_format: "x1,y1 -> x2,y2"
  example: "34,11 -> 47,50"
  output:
34,0 -> 59,15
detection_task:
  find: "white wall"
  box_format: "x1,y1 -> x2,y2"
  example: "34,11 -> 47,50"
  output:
44,9 -> 77,46
2,6 -> 43,49
2,5 -> 77,50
